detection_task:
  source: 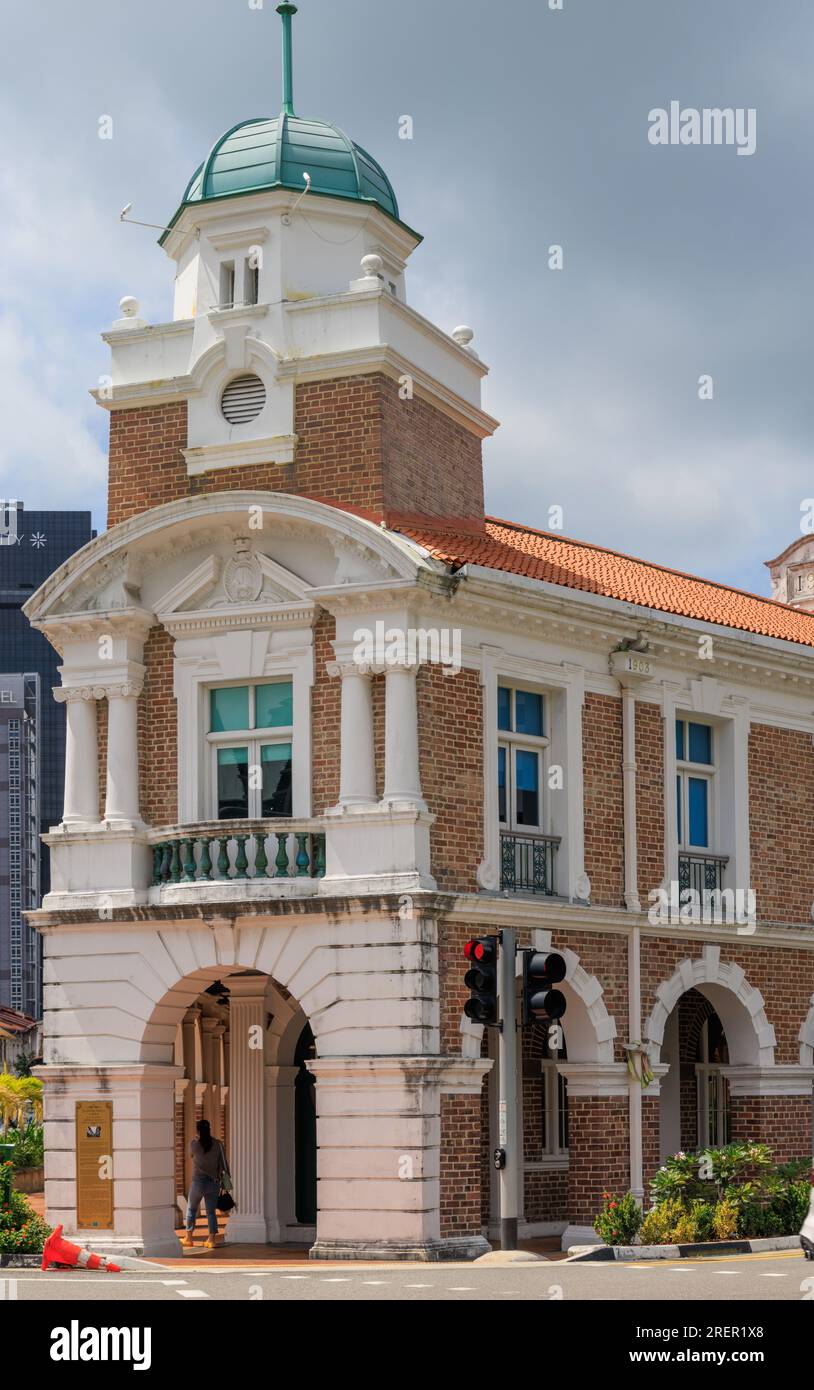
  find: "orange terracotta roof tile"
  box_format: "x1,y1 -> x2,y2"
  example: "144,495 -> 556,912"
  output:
395,516 -> 814,650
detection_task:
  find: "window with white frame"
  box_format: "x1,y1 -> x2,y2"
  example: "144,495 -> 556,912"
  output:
675,718 -> 714,851
497,686 -> 549,832
695,1014 -> 731,1148
208,680 -> 293,820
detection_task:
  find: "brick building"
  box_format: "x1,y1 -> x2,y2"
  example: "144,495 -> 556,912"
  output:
25,6 -> 814,1258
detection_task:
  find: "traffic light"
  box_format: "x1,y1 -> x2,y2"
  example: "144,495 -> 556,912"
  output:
463,936 -> 499,1025
522,950 -> 567,1026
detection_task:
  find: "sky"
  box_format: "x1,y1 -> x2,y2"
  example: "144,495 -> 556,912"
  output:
2,0 -> 813,596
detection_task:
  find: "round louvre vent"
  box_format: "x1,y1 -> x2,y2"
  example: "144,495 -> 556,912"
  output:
221,373 -> 266,425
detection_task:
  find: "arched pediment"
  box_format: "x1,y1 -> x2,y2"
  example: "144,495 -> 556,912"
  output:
23,491 -> 431,639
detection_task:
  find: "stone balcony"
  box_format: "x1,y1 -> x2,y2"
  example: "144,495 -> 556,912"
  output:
42,801 -> 437,914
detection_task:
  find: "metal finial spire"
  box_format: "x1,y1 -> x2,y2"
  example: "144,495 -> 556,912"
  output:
276,3 -> 298,116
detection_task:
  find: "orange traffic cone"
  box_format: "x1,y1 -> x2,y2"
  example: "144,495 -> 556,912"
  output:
41,1225 -> 121,1273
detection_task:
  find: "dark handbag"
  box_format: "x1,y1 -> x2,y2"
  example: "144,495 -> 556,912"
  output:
215,1140 -> 235,1212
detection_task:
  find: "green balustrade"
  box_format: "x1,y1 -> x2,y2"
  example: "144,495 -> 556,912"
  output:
181,838 -> 196,881
274,833 -> 290,877
152,826 -> 324,886
199,839 -> 213,881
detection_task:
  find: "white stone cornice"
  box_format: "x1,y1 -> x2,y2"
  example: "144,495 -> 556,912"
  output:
556,1063 -> 630,1097
183,435 -> 297,476
160,600 -> 316,640
722,1065 -> 814,1097
33,607 -> 155,655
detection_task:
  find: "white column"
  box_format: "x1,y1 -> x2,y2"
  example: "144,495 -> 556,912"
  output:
104,683 -> 142,824
225,979 -> 267,1244
382,661 -> 425,806
56,689 -> 99,825
328,661 -> 376,806
199,1017 -> 218,1133
181,1007 -> 200,1195
264,1065 -> 299,1241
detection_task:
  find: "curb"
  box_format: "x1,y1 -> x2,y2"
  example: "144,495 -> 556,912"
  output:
567,1235 -> 802,1262
1,1251 -> 167,1270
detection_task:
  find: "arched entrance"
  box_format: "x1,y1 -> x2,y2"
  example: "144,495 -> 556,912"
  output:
146,965 -> 317,1250
644,949 -> 777,1162
657,989 -> 732,1159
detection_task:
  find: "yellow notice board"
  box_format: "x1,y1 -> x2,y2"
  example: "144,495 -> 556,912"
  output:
75,1101 -> 114,1230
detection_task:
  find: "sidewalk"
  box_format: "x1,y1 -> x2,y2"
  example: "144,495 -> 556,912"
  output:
25,1195 -> 567,1268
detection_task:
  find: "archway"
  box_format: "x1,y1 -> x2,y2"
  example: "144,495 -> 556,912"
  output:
147,965 -> 316,1251
644,949 -> 776,1162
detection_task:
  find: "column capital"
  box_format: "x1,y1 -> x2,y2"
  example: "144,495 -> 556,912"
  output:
226,974 -> 268,1002
102,680 -> 144,701
326,659 -> 376,679
53,684 -> 100,704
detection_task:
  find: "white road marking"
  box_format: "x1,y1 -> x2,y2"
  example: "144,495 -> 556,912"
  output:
320,1277 -> 351,1282
161,1279 -> 188,1285
405,1283 -> 434,1287
759,1271 -> 788,1277
714,1270 -> 740,1275
177,1289 -> 209,1299
280,1274 -> 310,1280
448,1286 -> 476,1291
361,1280 -> 388,1285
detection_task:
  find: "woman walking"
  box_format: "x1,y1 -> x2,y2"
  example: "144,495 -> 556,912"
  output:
182,1119 -> 229,1250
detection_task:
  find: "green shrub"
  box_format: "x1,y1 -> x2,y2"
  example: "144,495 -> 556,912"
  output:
691,1201 -> 717,1242
650,1142 -> 774,1207
640,1198 -> 687,1245
0,1160 -> 50,1254
712,1198 -> 739,1241
9,1123 -> 43,1170
594,1191 -> 642,1246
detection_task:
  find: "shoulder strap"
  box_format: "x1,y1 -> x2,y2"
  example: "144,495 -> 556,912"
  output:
218,1140 -> 231,1177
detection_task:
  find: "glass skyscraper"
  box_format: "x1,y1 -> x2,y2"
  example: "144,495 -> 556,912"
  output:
0,502 -> 95,1015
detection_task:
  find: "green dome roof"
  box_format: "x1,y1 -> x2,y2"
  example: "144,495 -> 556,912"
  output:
172,112 -> 400,225
161,6 -> 415,244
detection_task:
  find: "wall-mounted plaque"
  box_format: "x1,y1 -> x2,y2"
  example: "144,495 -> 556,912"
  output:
75,1101 -> 113,1229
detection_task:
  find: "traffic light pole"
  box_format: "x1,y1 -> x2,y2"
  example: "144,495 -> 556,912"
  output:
497,928 -> 518,1251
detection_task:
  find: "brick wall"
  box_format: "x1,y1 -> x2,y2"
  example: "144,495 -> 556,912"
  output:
730,1095 -> 812,1163
311,611 -> 341,814
439,1094 -> 483,1238
749,723 -> 814,924
566,1095 -> 629,1225
379,377 -> 484,525
636,700 -> 664,905
107,375 -> 485,530
418,663 -> 483,892
582,693 -> 624,908
139,628 -> 177,828
108,401 -> 189,528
